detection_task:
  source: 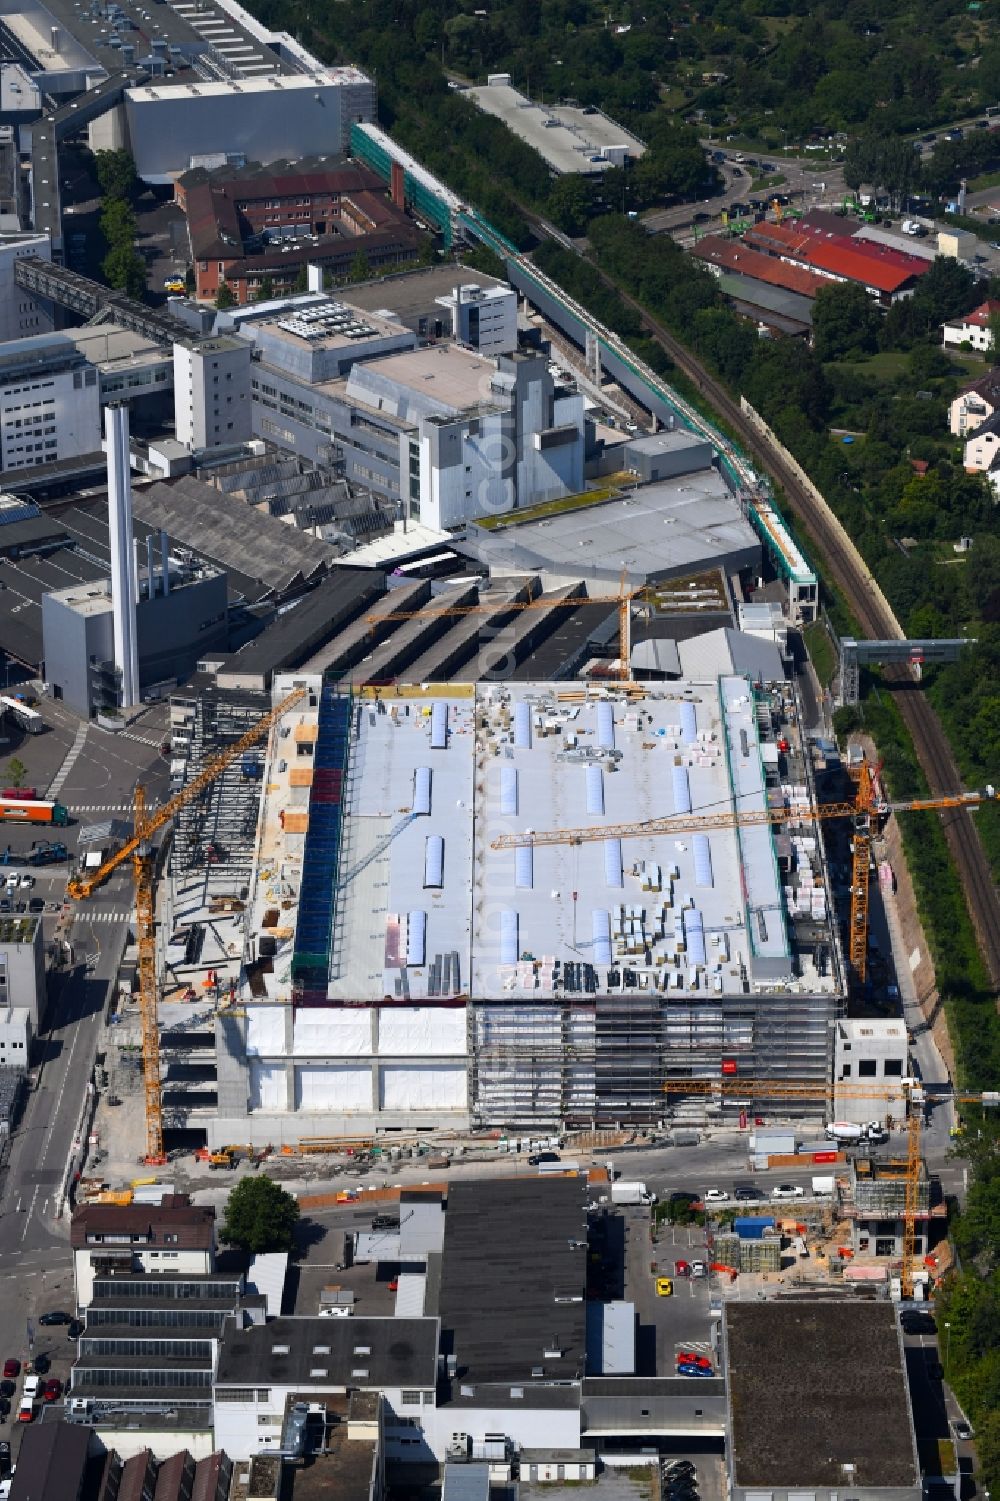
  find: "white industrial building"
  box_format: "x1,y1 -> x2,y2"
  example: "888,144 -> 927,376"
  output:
0,1005 -> 31,1070
244,302 -> 586,528
833,1018 -> 909,1123
173,335 -> 253,451
199,670 -> 845,1146
435,282 -> 519,356
0,332 -> 100,472
0,232 -> 53,344
0,915 -> 45,1027
124,68 -> 376,184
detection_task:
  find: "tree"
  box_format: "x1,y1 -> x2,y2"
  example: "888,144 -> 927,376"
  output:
254,275 -> 274,302
102,242 -> 146,300
6,758 -> 27,787
811,281 -> 881,361
95,148 -> 138,204
220,1176 -> 300,1254
349,250 -> 371,283
184,266 -> 196,295
547,175 -> 592,237
215,281 -> 237,310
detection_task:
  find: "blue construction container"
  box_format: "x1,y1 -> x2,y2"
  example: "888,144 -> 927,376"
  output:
733,1217 -> 776,1240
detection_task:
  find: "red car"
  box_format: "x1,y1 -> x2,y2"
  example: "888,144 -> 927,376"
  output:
2,1361 -> 18,1380
43,1379 -> 61,1403
676,1352 -> 713,1370
674,1260 -> 691,1277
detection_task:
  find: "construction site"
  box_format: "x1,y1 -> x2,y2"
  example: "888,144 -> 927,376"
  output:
79,667 -> 862,1152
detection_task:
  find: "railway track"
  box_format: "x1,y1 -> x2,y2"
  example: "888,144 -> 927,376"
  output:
562,250 -> 1000,992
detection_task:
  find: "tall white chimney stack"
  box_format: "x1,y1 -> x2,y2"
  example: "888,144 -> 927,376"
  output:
105,403 -> 140,708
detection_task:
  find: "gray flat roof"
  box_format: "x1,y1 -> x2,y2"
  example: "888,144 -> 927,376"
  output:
215,1316 -> 439,1389
726,1302 -> 919,1489
467,84 -> 644,175
467,473 -> 760,586
343,264 -> 509,325
438,1178 -> 588,1387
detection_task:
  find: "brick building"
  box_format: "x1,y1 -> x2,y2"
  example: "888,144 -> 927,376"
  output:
177,162 -> 423,304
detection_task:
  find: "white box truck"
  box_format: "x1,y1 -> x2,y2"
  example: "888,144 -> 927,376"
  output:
611,1181 -> 656,1205
811,1175 -> 836,1197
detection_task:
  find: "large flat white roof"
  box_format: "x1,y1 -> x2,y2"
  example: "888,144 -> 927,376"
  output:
245,679 -> 838,1009
127,67 -> 369,102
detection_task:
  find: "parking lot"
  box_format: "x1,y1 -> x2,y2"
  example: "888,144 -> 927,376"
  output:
614,1210 -> 716,1378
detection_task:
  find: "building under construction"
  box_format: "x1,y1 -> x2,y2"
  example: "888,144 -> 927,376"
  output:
182,672 -> 847,1146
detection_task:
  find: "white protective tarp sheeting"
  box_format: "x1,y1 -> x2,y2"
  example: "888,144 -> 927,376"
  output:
293,1010 -> 372,1057
680,701 -> 698,743
604,838 -> 623,887
394,1273 -> 427,1318
379,1063 -> 467,1111
407,910 -> 427,967
672,764 -> 692,815
685,908 -> 706,966
413,766 -> 432,816
378,1006 -> 468,1056
596,701 -> 615,751
499,765 -> 518,816
430,701 -> 448,750
499,909 -> 519,966
424,834 -> 444,889
249,1060 -> 286,1110
246,1007 -> 286,1056
515,843 -> 533,890
693,833 -> 714,888
294,1064 -> 371,1111
592,909 -> 612,965
514,700 -> 532,749
586,764 -> 605,816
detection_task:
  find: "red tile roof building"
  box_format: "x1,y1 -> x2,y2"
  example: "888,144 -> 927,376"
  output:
176,161 -> 423,305
692,235 -> 829,298
742,220 -> 929,300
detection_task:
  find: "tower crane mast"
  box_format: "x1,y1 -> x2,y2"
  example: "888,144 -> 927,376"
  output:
662,1075 -> 998,1297
67,685 -> 307,1163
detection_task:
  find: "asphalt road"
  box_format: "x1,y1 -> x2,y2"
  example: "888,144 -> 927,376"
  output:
643,150 -> 846,237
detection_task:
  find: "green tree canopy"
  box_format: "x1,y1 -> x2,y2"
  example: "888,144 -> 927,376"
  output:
215,281 -> 237,310
95,148 -> 138,203
102,242 -> 146,300
811,281 -> 882,360
220,1176 -> 300,1254
6,758 -> 27,787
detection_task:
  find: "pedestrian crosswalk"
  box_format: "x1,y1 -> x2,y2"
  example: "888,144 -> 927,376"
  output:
67,804 -> 135,814
47,722 -> 88,801
72,909 -> 134,925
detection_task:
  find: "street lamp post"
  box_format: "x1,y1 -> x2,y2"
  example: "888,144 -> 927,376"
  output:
944,1321 -> 951,1366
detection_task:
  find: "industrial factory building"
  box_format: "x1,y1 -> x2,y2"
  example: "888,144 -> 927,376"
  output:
185,671 -> 846,1146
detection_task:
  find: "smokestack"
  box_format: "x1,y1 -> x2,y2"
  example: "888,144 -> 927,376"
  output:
160,529 -> 170,596
105,403 -> 139,708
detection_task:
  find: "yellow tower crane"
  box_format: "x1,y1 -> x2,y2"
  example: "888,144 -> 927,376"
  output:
661,1075 -> 999,1297
67,685 -> 307,1163
491,761 -> 996,985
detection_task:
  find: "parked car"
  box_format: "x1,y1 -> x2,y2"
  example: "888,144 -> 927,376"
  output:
1,1365 -> 17,1383
528,1151 -> 560,1166
27,899 -> 43,914
677,1363 -> 715,1378
690,1261 -> 708,1278
38,1312 -> 70,1327
0,1384 -> 14,1400
655,1276 -> 674,1297
0,1440 -> 8,1471
734,1187 -> 761,1202
29,1356 -> 48,1376
67,1321 -> 83,1340
772,1184 -> 805,1199
676,1353 -> 712,1370
674,1259 -> 691,1277
955,1421 -> 973,1440
703,1188 -> 729,1203
0,1400 -> 9,1419
42,1380 -> 61,1404
663,1461 -> 696,1476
